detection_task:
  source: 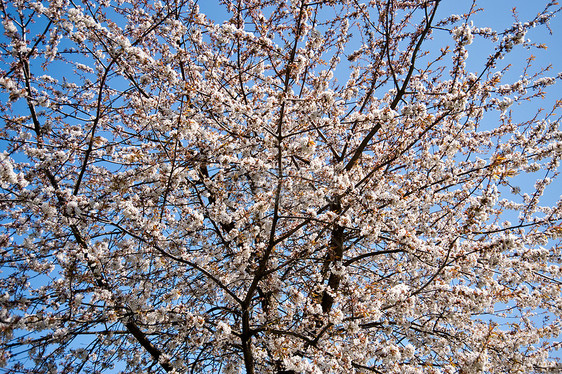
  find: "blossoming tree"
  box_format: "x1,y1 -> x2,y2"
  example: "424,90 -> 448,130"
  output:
1,0 -> 562,372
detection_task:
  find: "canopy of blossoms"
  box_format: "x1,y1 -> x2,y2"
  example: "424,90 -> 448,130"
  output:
1,0 -> 561,373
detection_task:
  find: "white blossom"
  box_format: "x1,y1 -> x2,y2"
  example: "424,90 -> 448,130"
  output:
0,153 -> 18,188
452,22 -> 474,45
